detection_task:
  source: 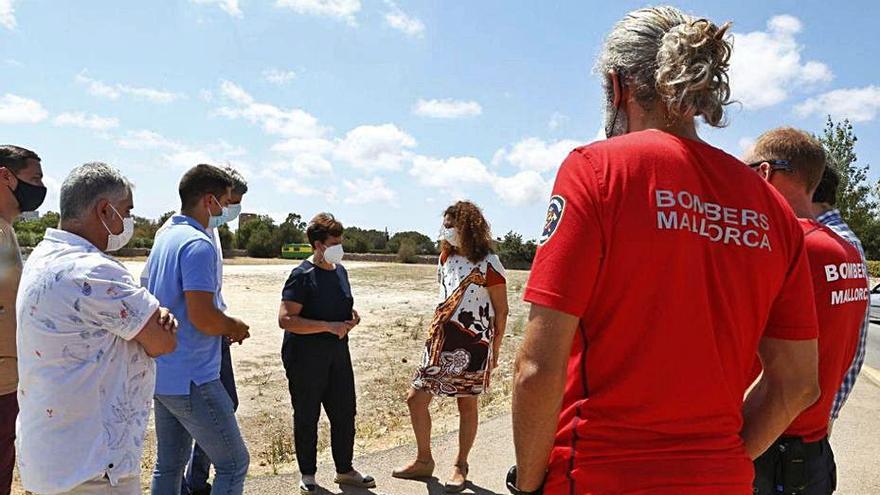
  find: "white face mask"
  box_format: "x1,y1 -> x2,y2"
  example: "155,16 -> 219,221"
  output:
322,244 -> 345,265
101,203 -> 134,252
208,196 -> 227,229
438,227 -> 460,247
222,203 -> 242,224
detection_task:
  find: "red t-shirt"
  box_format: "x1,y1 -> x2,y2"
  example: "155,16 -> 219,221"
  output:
750,220 -> 868,442
524,130 -> 819,494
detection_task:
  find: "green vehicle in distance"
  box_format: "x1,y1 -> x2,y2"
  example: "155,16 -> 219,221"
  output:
281,243 -> 313,260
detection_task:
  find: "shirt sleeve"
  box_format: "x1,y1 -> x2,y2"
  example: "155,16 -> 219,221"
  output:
763,218 -> 820,340
79,260 -> 160,341
281,268 -> 308,304
486,255 -> 507,287
523,150 -> 604,317
180,239 -> 219,294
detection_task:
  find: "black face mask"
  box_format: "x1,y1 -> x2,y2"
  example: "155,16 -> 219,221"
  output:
7,173 -> 47,213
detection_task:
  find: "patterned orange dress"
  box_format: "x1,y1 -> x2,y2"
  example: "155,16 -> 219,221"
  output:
411,252 -> 506,397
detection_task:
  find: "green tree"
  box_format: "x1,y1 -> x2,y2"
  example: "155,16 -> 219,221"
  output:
819,117 -> 880,258
495,231 -> 537,270
276,213 -> 307,245
217,224 -> 234,250
388,231 -> 436,255
13,211 -> 60,246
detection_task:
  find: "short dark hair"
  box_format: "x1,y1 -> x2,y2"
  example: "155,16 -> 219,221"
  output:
0,145 -> 40,173
747,127 -> 826,192
307,213 -> 344,247
179,164 -> 233,210
813,166 -> 840,206
224,166 -> 248,196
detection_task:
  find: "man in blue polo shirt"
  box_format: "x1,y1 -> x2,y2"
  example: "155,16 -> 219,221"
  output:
144,164 -> 251,495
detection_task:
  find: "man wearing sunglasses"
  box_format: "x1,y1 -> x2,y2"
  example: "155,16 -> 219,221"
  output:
746,128 -> 869,495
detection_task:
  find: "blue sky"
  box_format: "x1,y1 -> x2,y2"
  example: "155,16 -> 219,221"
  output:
1,0 -> 878,239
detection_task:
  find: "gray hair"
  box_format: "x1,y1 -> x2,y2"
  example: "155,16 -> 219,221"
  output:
223,165 -> 248,195
60,162 -> 133,221
596,6 -> 733,127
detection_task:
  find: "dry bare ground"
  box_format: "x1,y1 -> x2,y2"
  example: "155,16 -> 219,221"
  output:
80,259 -> 526,492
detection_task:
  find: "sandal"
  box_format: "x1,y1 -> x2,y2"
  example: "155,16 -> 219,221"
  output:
445,462 -> 469,493
335,469 -> 377,488
299,476 -> 317,494
392,458 -> 436,479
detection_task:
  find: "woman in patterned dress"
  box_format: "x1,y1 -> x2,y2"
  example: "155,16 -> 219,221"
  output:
392,201 -> 509,492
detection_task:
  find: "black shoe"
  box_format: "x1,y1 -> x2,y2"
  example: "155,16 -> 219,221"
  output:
300,480 -> 317,493
192,484 -> 212,495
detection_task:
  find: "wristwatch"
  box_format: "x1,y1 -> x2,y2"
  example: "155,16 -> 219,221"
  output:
506,466 -> 544,495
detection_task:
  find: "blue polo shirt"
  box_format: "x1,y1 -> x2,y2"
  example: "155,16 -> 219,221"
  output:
143,215 -> 220,395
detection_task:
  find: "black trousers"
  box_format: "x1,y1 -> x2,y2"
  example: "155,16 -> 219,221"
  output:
754,436 -> 837,495
282,335 -> 356,476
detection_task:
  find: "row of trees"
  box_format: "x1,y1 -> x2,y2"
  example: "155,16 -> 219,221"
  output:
12,117 -> 878,268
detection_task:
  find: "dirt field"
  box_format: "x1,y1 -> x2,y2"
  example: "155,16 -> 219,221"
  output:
121,260 -> 530,488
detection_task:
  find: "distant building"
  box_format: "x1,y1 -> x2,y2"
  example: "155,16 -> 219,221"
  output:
238,213 -> 258,227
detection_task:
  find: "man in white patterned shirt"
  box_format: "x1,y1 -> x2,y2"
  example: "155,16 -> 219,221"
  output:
811,166 -> 871,430
17,163 -> 177,494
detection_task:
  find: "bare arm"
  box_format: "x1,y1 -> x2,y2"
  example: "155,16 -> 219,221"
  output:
133,307 -> 178,358
277,301 -> 353,339
742,337 -> 820,459
185,291 -> 249,342
512,304 -> 578,491
487,284 -> 509,366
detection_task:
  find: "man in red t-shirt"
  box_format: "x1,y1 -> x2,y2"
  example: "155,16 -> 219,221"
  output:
746,128 -> 868,495
508,7 -> 821,495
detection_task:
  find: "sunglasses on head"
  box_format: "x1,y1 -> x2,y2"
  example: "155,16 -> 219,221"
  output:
748,159 -> 793,172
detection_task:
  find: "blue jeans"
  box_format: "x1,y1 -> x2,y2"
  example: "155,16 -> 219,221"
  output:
151,380 -> 249,495
183,341 -> 239,494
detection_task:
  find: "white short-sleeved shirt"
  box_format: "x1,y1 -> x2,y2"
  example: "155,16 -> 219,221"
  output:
16,229 -> 159,494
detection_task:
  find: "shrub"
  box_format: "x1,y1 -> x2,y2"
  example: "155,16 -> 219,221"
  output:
246,227 -> 280,258
867,260 -> 880,278
397,239 -> 418,263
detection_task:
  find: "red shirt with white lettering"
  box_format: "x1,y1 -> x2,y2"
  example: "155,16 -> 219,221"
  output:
524,130 -> 819,494
783,220 -> 866,441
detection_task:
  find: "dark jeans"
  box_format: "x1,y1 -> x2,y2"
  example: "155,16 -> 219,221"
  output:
754,436 -> 837,495
282,335 -> 356,476
0,392 -> 16,495
183,340 -> 239,494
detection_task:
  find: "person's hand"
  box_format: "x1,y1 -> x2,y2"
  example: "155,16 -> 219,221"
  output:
228,317 -> 250,345
352,309 -> 361,327
492,343 -> 502,369
328,321 -> 354,340
157,307 -> 178,333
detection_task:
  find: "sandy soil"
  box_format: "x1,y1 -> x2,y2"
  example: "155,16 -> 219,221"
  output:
125,260 -> 529,488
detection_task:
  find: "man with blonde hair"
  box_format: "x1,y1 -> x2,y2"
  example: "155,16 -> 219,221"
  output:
746,128 -> 868,495
510,7 -> 821,494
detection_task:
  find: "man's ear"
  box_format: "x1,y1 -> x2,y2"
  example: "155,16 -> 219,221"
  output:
757,162 -> 772,181
609,70 -> 623,108
0,167 -> 15,187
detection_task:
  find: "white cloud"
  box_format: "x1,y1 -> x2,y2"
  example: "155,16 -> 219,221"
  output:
116,130 -> 185,151
491,137 -> 579,173
729,15 -> 832,110
413,98 -> 482,119
75,71 -> 184,103
738,137 -> 756,153
262,169 -> 337,201
216,80 -> 328,139
269,154 -> 334,177
53,112 -> 119,131
191,0 -> 242,17
548,112 -> 568,131
410,155 -> 493,189
493,171 -> 551,207
0,0 -> 15,30
263,68 -> 298,85
343,177 -> 397,205
4,58 -> 22,67
275,0 -> 360,25
384,1 -> 424,37
0,94 -> 48,124
334,124 -> 416,171
795,86 -> 880,123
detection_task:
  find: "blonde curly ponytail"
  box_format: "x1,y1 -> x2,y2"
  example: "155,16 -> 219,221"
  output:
597,6 -> 733,127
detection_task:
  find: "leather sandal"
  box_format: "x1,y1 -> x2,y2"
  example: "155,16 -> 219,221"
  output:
445,462 -> 469,493
392,458 -> 436,479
